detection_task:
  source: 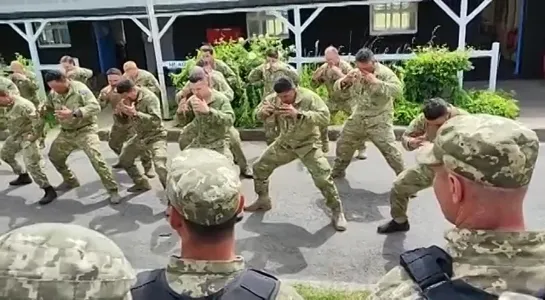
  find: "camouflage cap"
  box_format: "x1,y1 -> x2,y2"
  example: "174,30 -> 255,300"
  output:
166,148 -> 242,226
0,223 -> 135,300
416,114 -> 539,188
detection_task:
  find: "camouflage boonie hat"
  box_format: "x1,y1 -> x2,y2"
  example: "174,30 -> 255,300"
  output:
417,114 -> 539,188
166,148 -> 242,226
0,223 -> 135,300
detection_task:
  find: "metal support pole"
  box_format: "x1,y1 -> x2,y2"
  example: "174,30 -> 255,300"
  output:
457,0 -> 468,87
488,42 -> 500,91
293,7 -> 303,72
24,22 -> 46,98
301,7 -> 324,32
146,0 -> 169,119
159,16 -> 177,39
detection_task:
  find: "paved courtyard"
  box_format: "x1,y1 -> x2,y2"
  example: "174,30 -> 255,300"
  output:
0,141 -> 544,284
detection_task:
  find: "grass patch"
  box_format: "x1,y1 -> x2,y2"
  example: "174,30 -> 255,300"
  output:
294,284 -> 370,300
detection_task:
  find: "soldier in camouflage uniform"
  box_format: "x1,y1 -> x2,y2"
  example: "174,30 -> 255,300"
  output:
378,98 -> 468,234
42,70 -> 120,204
0,223 -> 135,299
199,44 -> 238,87
123,61 -> 161,97
245,77 -> 347,231
177,60 -> 253,178
0,87 -> 57,205
331,48 -> 405,178
369,114 -> 545,300
60,55 -> 93,85
248,49 -> 300,145
312,46 -> 367,159
0,75 -> 20,149
11,61 -> 47,148
131,148 -> 303,300
115,79 -> 168,193
177,67 -> 235,160
98,68 -> 154,178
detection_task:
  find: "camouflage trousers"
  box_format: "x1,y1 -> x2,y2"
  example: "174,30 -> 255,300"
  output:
178,123 -> 242,168
320,99 -> 366,153
118,135 -> 168,188
332,115 -> 404,176
263,115 -> 278,145
1,135 -> 50,188
108,116 -> 153,171
389,164 -> 434,222
48,126 -> 118,192
253,142 -> 342,211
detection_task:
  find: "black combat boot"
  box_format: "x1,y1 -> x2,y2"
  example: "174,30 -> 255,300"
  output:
39,186 -> 58,205
377,219 -> 410,234
9,173 -> 32,186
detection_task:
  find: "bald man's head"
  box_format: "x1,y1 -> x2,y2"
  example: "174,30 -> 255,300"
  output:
9,61 -> 24,73
123,61 -> 139,79
325,46 -> 340,65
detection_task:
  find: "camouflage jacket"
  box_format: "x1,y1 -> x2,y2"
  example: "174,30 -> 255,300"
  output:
334,63 -> 402,119
248,62 -> 300,96
129,69 -> 161,96
213,58 -> 238,87
44,80 -> 100,130
97,85 -> 122,110
10,71 -> 40,105
0,76 -> 20,96
125,87 -> 166,140
66,67 -> 93,84
311,60 -> 353,102
178,70 -> 234,102
3,95 -> 40,139
182,90 -> 234,149
257,87 -> 329,155
402,106 -> 468,151
164,256 -> 303,299
368,229 -> 545,300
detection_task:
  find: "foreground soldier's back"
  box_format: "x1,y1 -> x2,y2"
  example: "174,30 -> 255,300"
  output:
369,114 -> 545,300
0,223 -> 135,299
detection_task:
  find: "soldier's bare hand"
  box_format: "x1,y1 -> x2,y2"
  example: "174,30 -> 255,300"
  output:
261,103 -> 275,116
191,97 -> 210,114
177,98 -> 188,114
409,136 -> 426,148
54,106 -> 72,119
362,72 -> 379,84
122,102 -> 137,116
278,104 -> 298,118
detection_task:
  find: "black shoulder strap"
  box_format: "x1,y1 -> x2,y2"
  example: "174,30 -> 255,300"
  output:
221,269 -> 280,300
399,246 -> 497,300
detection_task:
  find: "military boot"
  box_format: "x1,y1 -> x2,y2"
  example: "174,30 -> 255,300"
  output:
240,166 -> 254,179
355,149 -> 367,160
109,191 -> 121,204
9,173 -> 32,186
331,210 -> 347,231
330,170 -> 346,179
377,219 -> 410,234
144,167 -> 156,179
38,186 -> 58,205
127,179 -> 152,193
112,162 -> 123,169
55,180 -> 80,192
322,143 -> 330,154
244,196 -> 272,212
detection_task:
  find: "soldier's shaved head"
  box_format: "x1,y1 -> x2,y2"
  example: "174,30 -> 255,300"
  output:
325,46 -> 338,55
325,46 -> 340,65
188,66 -> 207,83
9,61 -> 24,73
123,61 -> 138,71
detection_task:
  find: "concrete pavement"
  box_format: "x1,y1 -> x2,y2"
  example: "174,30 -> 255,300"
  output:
1,141 -> 544,284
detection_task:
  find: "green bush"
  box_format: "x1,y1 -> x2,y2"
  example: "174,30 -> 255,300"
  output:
171,36 -> 520,128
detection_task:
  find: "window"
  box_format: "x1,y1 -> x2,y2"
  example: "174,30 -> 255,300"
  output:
370,2 -> 418,35
246,11 -> 289,39
36,22 -> 71,48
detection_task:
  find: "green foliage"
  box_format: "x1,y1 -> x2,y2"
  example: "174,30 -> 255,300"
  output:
171,37 -> 520,128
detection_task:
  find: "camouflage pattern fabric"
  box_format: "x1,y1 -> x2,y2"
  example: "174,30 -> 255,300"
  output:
416,114 -> 539,188
129,69 -> 161,97
368,229 -> 545,299
253,87 -> 342,211
389,106 -> 468,222
66,67 -> 93,85
213,58 -> 238,87
117,87 -> 168,188
249,62 -> 300,145
0,223 -> 135,300
45,81 -> 118,192
312,60 -> 367,153
10,70 -> 40,106
0,95 -> 50,188
180,70 -> 234,103
331,63 -> 404,176
0,76 -> 20,131
181,90 -> 235,160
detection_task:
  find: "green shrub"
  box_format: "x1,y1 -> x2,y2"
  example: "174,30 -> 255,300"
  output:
456,89 -> 520,119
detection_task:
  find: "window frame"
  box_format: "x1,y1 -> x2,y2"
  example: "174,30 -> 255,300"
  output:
35,21 -> 72,49
246,10 -> 290,39
369,2 -> 419,36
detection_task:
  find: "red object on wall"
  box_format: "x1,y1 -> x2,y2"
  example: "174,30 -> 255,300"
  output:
206,28 -> 242,44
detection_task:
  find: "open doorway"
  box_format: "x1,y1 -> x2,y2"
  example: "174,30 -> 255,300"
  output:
478,0 -> 524,79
